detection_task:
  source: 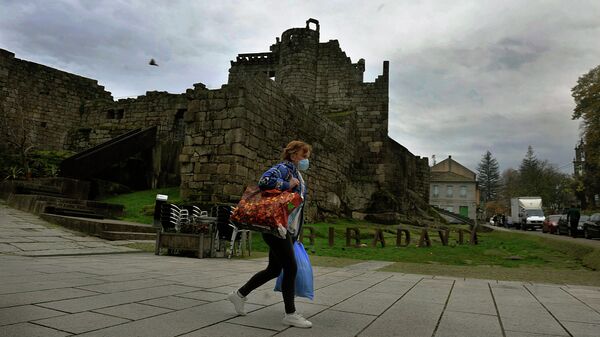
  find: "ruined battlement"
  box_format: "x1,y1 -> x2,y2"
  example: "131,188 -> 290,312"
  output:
185,19 -> 428,218
0,48 -> 113,150
0,19 -> 429,219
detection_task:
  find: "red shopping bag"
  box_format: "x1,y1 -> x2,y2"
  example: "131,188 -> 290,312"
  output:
231,186 -> 302,228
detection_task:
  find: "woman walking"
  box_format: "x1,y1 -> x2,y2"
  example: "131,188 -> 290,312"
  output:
228,140 -> 312,328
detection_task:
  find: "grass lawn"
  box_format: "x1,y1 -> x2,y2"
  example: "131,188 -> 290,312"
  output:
251,220 -> 600,285
109,189 -> 600,286
99,187 -> 181,224
252,219 -> 590,268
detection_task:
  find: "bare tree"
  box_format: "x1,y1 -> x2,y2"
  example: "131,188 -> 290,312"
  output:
0,103 -> 36,177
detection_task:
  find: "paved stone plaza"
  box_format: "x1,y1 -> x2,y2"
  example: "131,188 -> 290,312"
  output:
1,205 -> 600,336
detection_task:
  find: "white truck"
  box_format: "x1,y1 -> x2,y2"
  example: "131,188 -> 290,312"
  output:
510,197 -> 545,230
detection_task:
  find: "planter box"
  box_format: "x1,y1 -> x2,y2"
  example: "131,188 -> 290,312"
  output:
155,231 -> 213,258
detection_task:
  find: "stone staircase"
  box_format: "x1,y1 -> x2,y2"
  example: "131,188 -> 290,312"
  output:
3,178 -> 154,241
6,193 -> 123,219
39,213 -> 156,241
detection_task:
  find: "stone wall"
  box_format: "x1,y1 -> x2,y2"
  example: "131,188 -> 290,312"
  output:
72,90 -> 188,151
181,18 -> 430,218
70,91 -> 189,187
0,48 -> 112,151
0,19 -> 430,220
0,48 -> 187,187
181,74 -> 354,219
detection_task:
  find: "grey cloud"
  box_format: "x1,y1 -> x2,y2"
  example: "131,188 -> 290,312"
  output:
487,37 -> 547,71
1,0 -> 599,174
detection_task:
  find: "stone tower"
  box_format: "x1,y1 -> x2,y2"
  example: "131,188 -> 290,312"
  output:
275,19 -> 320,107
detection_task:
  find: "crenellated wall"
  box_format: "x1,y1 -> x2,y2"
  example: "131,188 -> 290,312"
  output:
181,20 -> 429,218
71,91 -> 188,150
0,18 -> 430,220
181,74 -> 355,219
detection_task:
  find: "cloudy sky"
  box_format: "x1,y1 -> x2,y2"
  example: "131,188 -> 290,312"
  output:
2,0 -> 599,174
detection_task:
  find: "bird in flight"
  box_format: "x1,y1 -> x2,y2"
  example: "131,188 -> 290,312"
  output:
149,58 -> 158,66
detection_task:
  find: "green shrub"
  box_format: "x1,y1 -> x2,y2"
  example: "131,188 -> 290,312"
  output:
28,150 -> 74,177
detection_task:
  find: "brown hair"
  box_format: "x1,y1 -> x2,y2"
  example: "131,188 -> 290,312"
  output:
281,140 -> 312,161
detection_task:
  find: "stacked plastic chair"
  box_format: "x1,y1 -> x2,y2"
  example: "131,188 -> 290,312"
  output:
212,205 -> 251,259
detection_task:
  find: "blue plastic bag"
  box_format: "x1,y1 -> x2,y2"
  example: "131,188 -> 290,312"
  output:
274,241 -> 314,300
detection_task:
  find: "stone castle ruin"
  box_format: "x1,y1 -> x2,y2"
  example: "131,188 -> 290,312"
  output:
0,19 -> 429,221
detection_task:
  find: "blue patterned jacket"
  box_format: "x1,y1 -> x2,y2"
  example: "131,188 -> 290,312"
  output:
258,161 -> 307,239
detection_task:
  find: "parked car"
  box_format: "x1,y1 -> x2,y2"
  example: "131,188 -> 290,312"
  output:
557,214 -> 568,235
557,214 -> 589,237
542,215 -> 561,234
583,213 -> 600,239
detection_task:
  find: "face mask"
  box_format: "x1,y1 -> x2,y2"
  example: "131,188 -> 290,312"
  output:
298,158 -> 309,171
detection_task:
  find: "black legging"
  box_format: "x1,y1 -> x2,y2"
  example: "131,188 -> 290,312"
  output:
238,232 -> 297,313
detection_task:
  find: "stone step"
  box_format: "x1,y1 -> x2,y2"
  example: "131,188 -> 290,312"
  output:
100,221 -> 156,234
40,213 -> 157,238
44,206 -> 105,219
100,231 -> 156,241
7,194 -> 123,218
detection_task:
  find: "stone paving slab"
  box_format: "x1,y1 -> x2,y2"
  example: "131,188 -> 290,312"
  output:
445,283 -> 496,315
0,236 -> 36,243
0,304 -> 65,326
36,284 -> 200,313
331,290 -> 401,316
0,287 -> 99,308
92,303 -> 173,320
75,300 -> 263,337
498,305 -> 569,336
0,322 -> 71,337
504,331 -> 567,337
245,287 -> 286,306
543,303 -> 600,324
435,311 -> 503,337
76,278 -> 176,294
277,310 -> 376,337
561,320 -> 600,337
358,299 -> 444,337
139,296 -> 209,310
229,301 -> 328,331
0,243 -> 20,253
0,277 -> 105,295
32,311 -> 130,334
180,322 -> 275,337
176,290 -> 228,302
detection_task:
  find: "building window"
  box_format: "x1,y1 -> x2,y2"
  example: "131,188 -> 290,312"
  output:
446,185 -> 453,198
432,185 -> 439,198
460,186 -> 467,198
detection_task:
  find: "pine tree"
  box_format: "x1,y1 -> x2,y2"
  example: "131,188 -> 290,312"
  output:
477,151 -> 501,203
519,146 -> 542,196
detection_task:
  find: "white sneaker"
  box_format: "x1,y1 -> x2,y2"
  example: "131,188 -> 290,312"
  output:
282,312 -> 312,328
227,291 -> 247,316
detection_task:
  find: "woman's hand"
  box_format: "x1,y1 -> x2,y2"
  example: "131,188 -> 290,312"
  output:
289,178 -> 300,189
